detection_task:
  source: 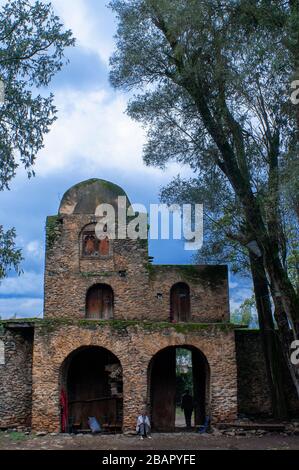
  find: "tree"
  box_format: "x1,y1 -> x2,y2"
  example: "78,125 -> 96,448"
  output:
231,295 -> 257,327
161,173 -> 288,417
0,226 -> 22,278
0,0 -> 75,279
109,0 -> 299,410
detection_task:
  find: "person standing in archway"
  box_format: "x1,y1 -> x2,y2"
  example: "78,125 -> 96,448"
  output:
181,390 -> 194,428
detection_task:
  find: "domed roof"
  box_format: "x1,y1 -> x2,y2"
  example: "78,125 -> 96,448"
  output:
58,178 -> 130,215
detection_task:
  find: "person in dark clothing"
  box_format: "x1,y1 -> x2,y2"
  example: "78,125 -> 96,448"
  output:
181,390 -> 194,428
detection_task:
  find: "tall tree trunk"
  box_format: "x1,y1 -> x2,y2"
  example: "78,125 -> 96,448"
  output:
270,283 -> 299,399
289,0 -> 299,141
263,244 -> 299,336
174,31 -> 299,400
250,253 -> 288,419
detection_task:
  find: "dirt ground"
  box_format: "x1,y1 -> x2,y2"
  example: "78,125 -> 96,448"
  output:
0,431 -> 299,450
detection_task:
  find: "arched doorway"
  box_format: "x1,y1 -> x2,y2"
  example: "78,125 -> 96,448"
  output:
60,346 -> 123,433
148,346 -> 209,432
86,284 -> 114,319
170,283 -> 191,322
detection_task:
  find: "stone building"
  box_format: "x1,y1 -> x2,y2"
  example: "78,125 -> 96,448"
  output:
0,179 -> 298,433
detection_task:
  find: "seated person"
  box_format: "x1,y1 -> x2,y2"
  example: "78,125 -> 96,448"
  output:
136,409 -> 152,440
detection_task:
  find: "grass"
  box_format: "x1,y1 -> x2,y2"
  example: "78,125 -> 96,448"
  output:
0,431 -> 28,442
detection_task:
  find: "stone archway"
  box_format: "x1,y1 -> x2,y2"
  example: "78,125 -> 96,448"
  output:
148,345 -> 210,432
60,346 -> 123,433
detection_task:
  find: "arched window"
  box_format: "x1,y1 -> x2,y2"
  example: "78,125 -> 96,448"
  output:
86,284 -> 114,319
81,225 -> 111,258
170,282 -> 191,322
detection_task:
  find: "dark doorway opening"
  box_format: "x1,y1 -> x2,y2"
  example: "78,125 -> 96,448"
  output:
60,346 -> 123,433
148,346 -> 209,432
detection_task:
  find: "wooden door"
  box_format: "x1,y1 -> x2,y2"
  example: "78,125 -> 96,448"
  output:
86,285 -> 113,319
151,348 -> 176,431
102,287 -> 113,319
170,283 -> 190,322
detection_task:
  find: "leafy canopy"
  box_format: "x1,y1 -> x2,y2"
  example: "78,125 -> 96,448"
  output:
0,0 -> 75,279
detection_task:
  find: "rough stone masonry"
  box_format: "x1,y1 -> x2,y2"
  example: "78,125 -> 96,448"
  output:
0,179 -> 298,433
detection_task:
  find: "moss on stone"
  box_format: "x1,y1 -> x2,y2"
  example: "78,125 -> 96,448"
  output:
46,215 -> 63,250
144,262 -> 156,279
72,178 -> 99,190
97,179 -> 127,195
23,318 -> 235,334
137,237 -> 148,249
0,318 -> 237,335
150,264 -> 226,287
80,272 -> 113,278
0,318 -> 38,327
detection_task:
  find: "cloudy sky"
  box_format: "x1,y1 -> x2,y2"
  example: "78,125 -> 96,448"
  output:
0,0 -> 252,319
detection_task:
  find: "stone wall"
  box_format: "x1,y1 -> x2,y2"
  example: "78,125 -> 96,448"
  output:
235,330 -> 299,418
149,265 -> 229,323
0,326 -> 33,429
31,322 -> 238,432
44,214 -> 229,323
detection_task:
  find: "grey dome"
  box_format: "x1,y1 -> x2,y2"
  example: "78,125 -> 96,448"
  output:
58,179 -> 130,215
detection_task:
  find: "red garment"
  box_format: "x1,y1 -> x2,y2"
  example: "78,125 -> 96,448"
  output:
60,389 -> 68,433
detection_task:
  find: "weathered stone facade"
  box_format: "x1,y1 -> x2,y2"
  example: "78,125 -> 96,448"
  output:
0,326 -> 33,429
44,218 -> 229,323
30,322 -> 238,432
235,330 -> 299,418
3,177 -> 292,433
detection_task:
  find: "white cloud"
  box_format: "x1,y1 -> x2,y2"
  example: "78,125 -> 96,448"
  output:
26,240 -> 44,260
36,87 -> 185,180
0,298 -> 43,319
51,0 -> 115,64
0,272 -> 43,297
229,281 -> 238,289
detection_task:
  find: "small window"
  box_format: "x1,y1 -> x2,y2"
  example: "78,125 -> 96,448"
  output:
81,225 -> 111,258
86,284 -> 114,319
170,283 -> 191,322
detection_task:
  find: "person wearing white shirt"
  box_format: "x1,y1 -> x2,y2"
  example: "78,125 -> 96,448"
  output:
136,410 -> 152,440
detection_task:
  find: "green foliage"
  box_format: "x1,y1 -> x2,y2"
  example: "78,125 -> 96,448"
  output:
0,0 -> 75,279
7,431 -> 27,442
0,0 -> 75,189
46,215 -> 62,250
109,0 -> 299,334
0,318 -> 236,334
231,294 -> 258,328
176,348 -> 193,404
0,225 -> 22,280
